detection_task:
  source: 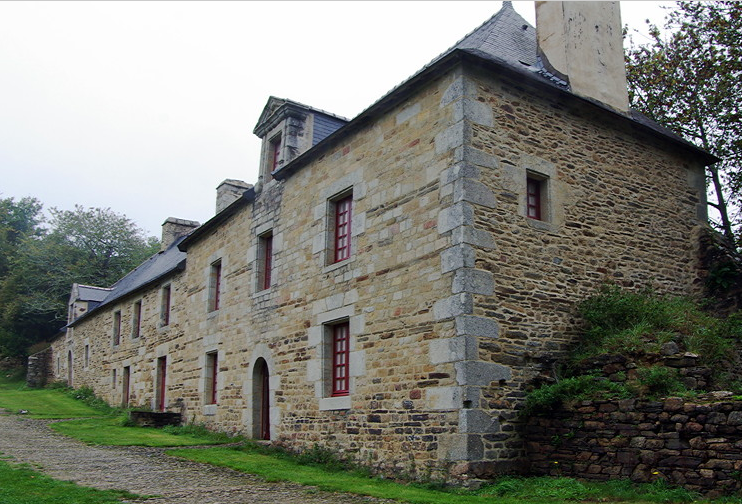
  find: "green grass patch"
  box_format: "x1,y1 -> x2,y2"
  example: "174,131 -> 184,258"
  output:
0,458 -> 141,504
524,375 -> 632,416
167,444 -> 710,504
51,416 -> 234,447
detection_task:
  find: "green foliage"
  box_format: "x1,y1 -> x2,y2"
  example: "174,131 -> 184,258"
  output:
524,375 -> 632,417
63,386 -> 118,414
575,285 -> 733,368
625,1 -> 742,245
0,459 -> 141,504
635,366 -> 686,399
0,201 -> 159,356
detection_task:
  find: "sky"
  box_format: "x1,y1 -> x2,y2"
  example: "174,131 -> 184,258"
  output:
0,1 -> 677,238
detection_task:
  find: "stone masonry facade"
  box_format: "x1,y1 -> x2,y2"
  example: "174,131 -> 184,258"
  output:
44,3 -> 714,482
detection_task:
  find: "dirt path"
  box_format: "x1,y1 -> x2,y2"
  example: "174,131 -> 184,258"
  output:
0,412 -> 392,504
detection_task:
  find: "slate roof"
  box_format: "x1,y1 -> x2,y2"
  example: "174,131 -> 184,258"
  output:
67,236 -> 188,327
76,285 -> 111,303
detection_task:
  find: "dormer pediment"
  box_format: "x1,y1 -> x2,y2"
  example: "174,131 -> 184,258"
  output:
253,96 -> 289,137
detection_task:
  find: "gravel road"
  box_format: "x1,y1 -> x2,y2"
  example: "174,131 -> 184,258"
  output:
0,411 -> 394,504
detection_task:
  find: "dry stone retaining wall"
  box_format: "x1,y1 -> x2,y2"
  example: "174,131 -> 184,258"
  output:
525,396 -> 742,497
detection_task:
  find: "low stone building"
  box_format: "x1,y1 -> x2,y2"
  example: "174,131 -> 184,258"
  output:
45,2 -> 715,480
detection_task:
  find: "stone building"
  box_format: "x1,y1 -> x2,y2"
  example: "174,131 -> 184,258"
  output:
46,2 -> 715,479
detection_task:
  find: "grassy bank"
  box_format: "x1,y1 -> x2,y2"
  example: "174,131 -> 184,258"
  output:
0,458 -> 142,504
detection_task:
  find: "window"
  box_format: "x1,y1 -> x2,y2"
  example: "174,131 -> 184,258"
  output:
160,285 -> 171,326
209,260 -> 222,312
113,311 -> 121,346
333,194 -> 353,263
258,233 -> 273,291
84,344 -> 89,368
156,356 -> 167,412
269,134 -> 281,174
331,322 -> 350,396
132,300 -> 142,338
526,177 -> 542,220
112,368 -> 116,389
205,352 -> 218,404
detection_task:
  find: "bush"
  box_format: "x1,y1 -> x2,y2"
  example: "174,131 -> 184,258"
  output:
635,366 -> 686,399
523,375 -> 631,416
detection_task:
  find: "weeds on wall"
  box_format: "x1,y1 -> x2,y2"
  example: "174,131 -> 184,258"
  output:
525,285 -> 742,415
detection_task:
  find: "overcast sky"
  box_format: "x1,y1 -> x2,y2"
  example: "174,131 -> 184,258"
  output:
0,1 -> 676,237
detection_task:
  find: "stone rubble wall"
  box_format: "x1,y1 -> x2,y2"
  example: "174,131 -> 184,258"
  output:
525,397 -> 742,497
26,347 -> 53,388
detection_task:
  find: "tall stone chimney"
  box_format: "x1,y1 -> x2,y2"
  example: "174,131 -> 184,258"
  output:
161,217 -> 200,251
535,1 -> 629,112
216,179 -> 253,214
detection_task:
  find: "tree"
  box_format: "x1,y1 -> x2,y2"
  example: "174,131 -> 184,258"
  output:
625,1 -> 742,247
0,204 -> 159,356
0,196 -> 43,278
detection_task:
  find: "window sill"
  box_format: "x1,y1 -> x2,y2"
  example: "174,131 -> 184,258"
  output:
319,395 -> 351,411
322,256 -> 356,275
203,404 -> 217,416
253,288 -> 272,300
526,218 -> 559,233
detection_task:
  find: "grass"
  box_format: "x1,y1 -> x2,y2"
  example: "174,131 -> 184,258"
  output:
0,372 -> 109,419
167,444 -> 719,504
51,416 -> 234,446
0,458 -> 141,504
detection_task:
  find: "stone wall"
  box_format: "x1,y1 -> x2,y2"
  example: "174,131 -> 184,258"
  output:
525,396 -> 742,497
26,348 -> 52,388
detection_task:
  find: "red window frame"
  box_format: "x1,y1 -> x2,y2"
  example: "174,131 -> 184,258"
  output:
211,261 -> 222,311
262,234 -> 273,290
334,196 -> 352,263
157,356 -> 167,412
132,300 -> 141,338
113,311 -> 121,346
207,352 -> 218,405
270,135 -> 281,173
331,322 -> 350,396
161,285 -> 171,326
526,177 -> 542,220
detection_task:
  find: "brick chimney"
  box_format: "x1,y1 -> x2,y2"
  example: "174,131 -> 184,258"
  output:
216,179 -> 253,214
161,217 -> 200,251
535,1 -> 629,112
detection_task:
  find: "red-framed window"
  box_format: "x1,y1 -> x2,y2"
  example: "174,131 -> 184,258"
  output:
113,311 -> 121,346
261,234 -> 273,290
132,300 -> 142,338
334,196 -> 352,263
210,261 -> 222,311
331,322 -> 350,396
270,135 -> 281,173
526,177 -> 542,220
161,285 -> 171,326
206,352 -> 218,405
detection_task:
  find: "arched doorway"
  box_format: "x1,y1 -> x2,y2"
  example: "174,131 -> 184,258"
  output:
252,358 -> 270,440
67,351 -> 73,386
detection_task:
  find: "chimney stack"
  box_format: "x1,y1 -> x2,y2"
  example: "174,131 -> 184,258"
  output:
161,217 -> 200,251
535,1 -> 629,112
216,179 -> 253,214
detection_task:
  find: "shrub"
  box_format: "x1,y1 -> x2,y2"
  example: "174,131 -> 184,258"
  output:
523,375 -> 631,416
635,366 -> 686,399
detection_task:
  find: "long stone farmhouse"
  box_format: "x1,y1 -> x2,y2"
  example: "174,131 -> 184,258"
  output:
45,1 -> 715,480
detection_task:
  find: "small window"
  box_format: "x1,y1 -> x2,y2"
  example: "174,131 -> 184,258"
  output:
258,232 -> 273,291
205,352 -> 218,405
113,311 -> 121,346
331,322 -> 350,397
209,260 -> 222,312
84,345 -> 89,368
132,300 -> 142,339
112,368 -> 117,389
333,194 -> 353,263
160,285 -> 171,326
269,134 -> 282,174
526,177 -> 543,220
